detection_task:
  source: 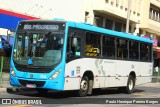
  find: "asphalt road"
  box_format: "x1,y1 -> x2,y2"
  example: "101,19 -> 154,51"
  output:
0,83 -> 160,107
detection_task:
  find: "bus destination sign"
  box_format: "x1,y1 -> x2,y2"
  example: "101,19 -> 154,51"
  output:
23,24 -> 59,30
18,21 -> 66,31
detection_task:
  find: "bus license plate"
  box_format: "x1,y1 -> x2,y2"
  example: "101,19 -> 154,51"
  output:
26,84 -> 36,88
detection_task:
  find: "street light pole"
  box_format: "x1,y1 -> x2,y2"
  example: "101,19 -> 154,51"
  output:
126,0 -> 131,33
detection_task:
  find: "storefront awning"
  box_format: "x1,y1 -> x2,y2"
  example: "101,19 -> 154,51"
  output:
154,46 -> 160,59
153,46 -> 160,52
0,9 -> 39,31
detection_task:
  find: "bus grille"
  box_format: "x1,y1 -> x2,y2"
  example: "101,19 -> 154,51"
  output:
18,79 -> 45,87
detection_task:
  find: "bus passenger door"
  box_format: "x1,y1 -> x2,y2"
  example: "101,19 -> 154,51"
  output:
65,28 -> 85,90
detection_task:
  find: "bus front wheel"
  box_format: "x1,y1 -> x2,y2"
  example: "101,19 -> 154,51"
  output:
78,76 -> 89,97
125,75 -> 135,94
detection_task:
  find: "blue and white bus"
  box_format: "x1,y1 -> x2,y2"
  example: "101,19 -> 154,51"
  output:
10,20 -> 153,97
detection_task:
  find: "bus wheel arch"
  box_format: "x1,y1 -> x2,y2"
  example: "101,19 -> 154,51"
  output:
78,71 -> 94,97
129,71 -> 136,80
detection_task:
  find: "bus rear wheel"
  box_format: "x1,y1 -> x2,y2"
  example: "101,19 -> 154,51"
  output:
78,76 -> 89,97
125,75 -> 135,94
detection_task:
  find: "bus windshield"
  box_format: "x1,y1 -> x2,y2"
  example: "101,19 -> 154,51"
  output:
13,31 -> 64,67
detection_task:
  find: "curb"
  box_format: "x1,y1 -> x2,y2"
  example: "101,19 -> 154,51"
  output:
140,82 -> 160,87
0,88 -> 7,93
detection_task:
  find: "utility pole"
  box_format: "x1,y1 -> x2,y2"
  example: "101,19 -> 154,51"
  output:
126,0 -> 131,33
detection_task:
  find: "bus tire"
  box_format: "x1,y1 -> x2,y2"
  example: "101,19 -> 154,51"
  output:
36,88 -> 48,94
78,76 -> 89,97
125,75 -> 135,94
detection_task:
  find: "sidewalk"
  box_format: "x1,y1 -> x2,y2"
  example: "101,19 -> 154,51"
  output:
0,72 -> 37,93
0,86 -> 37,93
140,82 -> 160,87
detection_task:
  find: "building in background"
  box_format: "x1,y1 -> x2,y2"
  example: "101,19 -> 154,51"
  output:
0,0 -> 159,33
85,0 -> 142,35
139,0 -> 160,38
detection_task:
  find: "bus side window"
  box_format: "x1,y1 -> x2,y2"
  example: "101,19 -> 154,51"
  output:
129,41 -> 139,60
140,43 -> 150,61
85,32 -> 101,57
117,39 -> 128,59
102,35 -> 115,58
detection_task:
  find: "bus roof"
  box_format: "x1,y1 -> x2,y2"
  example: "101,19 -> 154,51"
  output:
67,21 -> 153,44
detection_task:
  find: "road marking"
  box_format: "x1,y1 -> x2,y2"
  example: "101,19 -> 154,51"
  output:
133,93 -> 144,96
3,105 -> 30,107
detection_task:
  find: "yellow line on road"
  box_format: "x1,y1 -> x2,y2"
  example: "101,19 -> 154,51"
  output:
2,105 -> 30,107
133,93 -> 144,96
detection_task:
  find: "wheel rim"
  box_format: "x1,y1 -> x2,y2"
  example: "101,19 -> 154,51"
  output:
129,79 -> 133,90
80,80 -> 88,92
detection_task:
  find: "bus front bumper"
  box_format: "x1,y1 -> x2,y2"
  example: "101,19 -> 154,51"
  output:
10,75 -> 64,90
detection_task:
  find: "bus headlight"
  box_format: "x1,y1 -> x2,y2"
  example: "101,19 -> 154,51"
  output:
49,69 -> 61,80
11,68 -> 16,77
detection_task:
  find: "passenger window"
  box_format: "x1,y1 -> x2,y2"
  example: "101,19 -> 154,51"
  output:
117,39 -> 128,59
102,36 -> 115,58
85,32 -> 101,57
129,41 -> 139,60
140,43 -> 151,62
